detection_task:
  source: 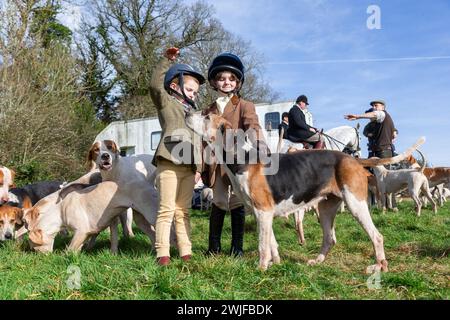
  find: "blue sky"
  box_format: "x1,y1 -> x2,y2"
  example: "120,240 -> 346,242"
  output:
196,0 -> 450,165
57,0 -> 450,165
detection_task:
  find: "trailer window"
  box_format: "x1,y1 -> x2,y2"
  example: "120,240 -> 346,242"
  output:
264,112 -> 280,131
120,146 -> 135,157
151,131 -> 162,150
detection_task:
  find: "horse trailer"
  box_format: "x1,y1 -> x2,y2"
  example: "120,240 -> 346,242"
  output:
95,101 -> 294,156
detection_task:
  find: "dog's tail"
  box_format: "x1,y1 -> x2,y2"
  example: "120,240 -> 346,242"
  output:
357,137 -> 425,167
416,149 -> 427,173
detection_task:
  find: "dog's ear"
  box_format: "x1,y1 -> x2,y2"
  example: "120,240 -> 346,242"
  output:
9,169 -> 16,186
14,207 -> 24,225
29,229 -> 44,246
86,142 -> 100,171
105,140 -> 121,156
24,207 -> 40,229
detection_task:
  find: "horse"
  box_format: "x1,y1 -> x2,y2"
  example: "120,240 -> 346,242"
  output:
322,124 -> 362,157
280,124 -> 361,157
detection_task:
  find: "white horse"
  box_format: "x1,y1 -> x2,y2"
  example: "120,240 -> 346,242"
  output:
279,124 -> 361,157
323,124 -> 361,157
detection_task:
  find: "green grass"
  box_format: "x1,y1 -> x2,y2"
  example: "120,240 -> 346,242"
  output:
0,201 -> 448,300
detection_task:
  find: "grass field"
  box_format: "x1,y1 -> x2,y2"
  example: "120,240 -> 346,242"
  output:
0,200 -> 448,300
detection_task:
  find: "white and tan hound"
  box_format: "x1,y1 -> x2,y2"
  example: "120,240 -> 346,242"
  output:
23,180 -> 162,253
372,150 -> 436,216
86,140 -> 159,238
185,112 -> 425,272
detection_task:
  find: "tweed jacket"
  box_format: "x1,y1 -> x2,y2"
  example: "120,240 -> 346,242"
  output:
201,95 -> 263,187
149,57 -> 202,172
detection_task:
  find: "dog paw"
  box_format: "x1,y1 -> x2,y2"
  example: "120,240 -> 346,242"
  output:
366,260 -> 388,274
393,207 -> 399,213
307,254 -> 325,266
365,264 -> 380,274
272,255 -> 281,264
258,264 -> 269,271
307,258 -> 320,266
307,259 -> 318,266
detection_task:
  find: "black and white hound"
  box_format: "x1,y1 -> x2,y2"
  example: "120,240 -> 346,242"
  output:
186,112 -> 425,272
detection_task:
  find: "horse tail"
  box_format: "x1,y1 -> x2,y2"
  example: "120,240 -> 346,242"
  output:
357,136 -> 425,167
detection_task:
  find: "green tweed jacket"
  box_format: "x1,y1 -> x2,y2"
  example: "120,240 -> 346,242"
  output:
149,57 -> 202,172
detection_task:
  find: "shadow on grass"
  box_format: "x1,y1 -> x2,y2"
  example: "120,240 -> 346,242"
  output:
396,242 -> 449,258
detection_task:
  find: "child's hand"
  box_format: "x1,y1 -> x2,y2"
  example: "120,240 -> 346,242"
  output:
165,47 -> 180,61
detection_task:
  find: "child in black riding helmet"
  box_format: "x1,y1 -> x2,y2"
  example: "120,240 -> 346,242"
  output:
201,53 -> 266,257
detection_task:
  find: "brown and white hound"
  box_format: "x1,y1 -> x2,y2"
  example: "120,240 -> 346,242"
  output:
185,112 -> 425,272
0,181 -> 63,241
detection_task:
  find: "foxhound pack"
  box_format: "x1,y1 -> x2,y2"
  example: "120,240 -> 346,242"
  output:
186,112 -> 425,272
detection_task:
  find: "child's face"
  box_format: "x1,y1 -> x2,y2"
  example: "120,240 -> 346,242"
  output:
214,71 -> 238,94
170,76 -> 200,102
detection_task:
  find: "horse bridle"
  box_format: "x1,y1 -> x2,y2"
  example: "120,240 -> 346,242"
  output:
321,127 -> 361,157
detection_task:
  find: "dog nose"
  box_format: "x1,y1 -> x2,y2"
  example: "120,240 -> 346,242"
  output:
4,232 -> 12,240
101,153 -> 110,160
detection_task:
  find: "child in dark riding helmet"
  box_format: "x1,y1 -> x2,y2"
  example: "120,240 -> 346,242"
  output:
149,47 -> 205,266
201,53 -> 267,257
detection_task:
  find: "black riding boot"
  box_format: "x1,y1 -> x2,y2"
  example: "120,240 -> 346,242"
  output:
230,206 -> 246,257
207,204 -> 226,255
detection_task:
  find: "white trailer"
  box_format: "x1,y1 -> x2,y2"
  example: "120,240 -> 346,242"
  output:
95,101 -> 293,156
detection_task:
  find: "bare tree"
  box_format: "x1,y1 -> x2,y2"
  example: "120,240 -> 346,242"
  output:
184,25 -> 280,107
77,0 -> 220,120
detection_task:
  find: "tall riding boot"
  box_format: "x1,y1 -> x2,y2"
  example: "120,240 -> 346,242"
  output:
230,206 -> 246,257
207,204 -> 226,255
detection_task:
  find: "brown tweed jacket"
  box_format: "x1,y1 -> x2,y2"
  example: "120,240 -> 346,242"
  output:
201,95 -> 264,187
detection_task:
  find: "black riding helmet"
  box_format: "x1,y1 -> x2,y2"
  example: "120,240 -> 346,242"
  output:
208,53 -> 245,93
164,63 -> 205,109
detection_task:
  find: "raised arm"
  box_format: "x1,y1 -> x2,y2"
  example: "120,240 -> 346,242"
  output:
149,47 -> 179,110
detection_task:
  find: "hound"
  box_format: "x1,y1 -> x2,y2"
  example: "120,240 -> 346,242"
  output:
372,150 -> 437,216
24,180 -> 162,253
0,181 -> 63,241
185,112 -> 424,272
0,166 -> 15,204
86,140 -> 159,238
424,167 -> 450,206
